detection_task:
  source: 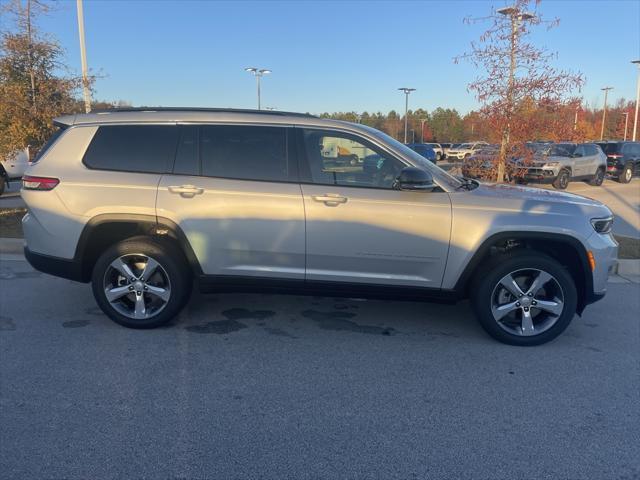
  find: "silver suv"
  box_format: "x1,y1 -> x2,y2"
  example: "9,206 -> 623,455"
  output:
21,109 -> 617,345
518,143 -> 607,189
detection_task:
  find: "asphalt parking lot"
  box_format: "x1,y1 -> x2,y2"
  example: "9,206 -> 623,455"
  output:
1,255 -> 638,479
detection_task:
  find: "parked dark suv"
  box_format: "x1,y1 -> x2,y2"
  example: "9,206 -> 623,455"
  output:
597,141 -> 640,183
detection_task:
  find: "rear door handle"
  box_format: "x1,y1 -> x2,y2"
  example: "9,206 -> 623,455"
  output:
312,194 -> 348,206
168,185 -> 204,198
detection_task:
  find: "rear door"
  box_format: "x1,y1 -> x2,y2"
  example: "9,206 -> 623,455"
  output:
156,124 -> 305,279
298,128 -> 451,288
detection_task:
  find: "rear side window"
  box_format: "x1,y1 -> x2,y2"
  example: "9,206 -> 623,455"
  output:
32,127 -> 66,163
200,125 -> 288,181
83,125 -> 179,174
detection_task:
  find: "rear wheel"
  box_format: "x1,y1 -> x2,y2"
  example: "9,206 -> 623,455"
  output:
0,176 -> 5,196
616,165 -> 633,184
589,167 -> 605,186
552,169 -> 570,189
91,238 -> 192,328
470,253 -> 577,346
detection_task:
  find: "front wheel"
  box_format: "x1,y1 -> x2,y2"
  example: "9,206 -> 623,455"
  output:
91,237 -> 192,328
0,176 -> 5,196
552,169 -> 570,189
470,253 -> 577,346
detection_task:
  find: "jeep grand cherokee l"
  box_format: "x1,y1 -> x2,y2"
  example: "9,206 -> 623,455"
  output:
21,109 -> 617,346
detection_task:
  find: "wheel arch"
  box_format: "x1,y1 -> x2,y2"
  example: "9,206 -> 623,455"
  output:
74,214 -> 202,282
454,231 -> 592,313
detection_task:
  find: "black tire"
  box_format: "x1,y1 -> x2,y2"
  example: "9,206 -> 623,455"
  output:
0,176 -> 5,196
470,253 -> 578,346
589,167 -> 605,186
91,237 -> 192,329
616,165 -> 633,184
552,169 -> 570,189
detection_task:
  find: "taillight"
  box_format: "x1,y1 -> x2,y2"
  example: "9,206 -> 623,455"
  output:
22,175 -> 59,191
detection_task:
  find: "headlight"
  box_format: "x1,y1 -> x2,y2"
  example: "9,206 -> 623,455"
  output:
591,216 -> 613,234
544,162 -> 560,167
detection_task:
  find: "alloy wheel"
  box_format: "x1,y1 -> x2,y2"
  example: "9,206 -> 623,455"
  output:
490,268 -> 565,336
102,254 -> 171,320
625,168 -> 632,182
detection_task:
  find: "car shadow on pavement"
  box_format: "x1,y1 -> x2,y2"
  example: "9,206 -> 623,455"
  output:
162,289 -> 486,342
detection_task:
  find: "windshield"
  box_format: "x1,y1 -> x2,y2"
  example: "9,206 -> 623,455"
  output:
458,143 -> 473,149
547,144 -> 576,157
358,125 -> 463,190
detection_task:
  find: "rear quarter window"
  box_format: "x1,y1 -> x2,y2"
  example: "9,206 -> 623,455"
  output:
83,125 -> 179,174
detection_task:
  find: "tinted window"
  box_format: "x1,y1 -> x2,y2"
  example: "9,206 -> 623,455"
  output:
584,145 -> 598,156
200,125 -> 288,181
32,127 -> 66,163
302,129 -> 405,189
549,144 -> 576,157
173,126 -> 199,176
83,125 -> 178,173
601,143 -> 622,155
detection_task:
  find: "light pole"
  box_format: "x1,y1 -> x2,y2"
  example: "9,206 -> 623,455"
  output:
398,87 -> 415,143
632,60 -> 640,141
621,112 -> 629,141
496,6 -> 536,183
419,118 -> 428,143
245,67 -> 271,110
76,0 -> 91,113
573,104 -> 580,131
600,86 -> 613,141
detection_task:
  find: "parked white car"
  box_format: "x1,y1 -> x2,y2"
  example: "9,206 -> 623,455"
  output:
423,143 -> 443,161
446,142 -> 489,161
1,147 -> 29,195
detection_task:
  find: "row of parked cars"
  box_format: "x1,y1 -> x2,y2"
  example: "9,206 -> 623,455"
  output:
407,140 -> 639,190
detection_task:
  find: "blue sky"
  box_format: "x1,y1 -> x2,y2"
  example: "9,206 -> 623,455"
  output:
24,0 -> 640,114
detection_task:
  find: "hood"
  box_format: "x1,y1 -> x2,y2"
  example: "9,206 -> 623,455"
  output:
474,182 -> 607,209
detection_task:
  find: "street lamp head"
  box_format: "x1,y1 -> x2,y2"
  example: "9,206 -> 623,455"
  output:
398,87 -> 416,94
245,67 -> 257,73
632,60 -> 640,65
259,69 -> 272,75
496,6 -> 517,16
497,6 -> 536,21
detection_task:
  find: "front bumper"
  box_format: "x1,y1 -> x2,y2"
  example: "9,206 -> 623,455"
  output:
584,231 -> 618,304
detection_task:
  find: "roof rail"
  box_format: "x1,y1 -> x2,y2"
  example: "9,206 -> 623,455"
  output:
88,107 -> 316,118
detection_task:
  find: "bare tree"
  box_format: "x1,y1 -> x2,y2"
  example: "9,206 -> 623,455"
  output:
457,0 -> 584,182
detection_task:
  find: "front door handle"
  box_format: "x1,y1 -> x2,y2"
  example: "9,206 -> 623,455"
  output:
168,185 -> 204,198
312,194 -> 348,207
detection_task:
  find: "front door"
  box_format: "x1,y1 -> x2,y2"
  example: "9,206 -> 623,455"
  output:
298,128 -> 452,289
156,124 -> 305,279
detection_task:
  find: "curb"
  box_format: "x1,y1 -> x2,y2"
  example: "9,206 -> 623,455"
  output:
615,259 -> 640,276
0,238 -> 24,255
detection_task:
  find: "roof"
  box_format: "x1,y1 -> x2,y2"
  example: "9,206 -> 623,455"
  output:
53,107 -> 336,128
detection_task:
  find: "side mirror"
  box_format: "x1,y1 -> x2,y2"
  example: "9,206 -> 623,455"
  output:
394,167 -> 434,192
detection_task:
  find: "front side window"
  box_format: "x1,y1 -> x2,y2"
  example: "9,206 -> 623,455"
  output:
301,129 -> 405,189
200,125 -> 288,181
83,125 -> 179,174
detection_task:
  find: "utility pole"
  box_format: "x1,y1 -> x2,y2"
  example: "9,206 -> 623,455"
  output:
245,67 -> 271,110
496,6 -> 535,183
420,118 -> 428,143
622,112 -> 629,141
398,87 -> 415,143
76,0 -> 91,113
632,60 -> 640,141
573,104 -> 580,131
600,86 -> 613,141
